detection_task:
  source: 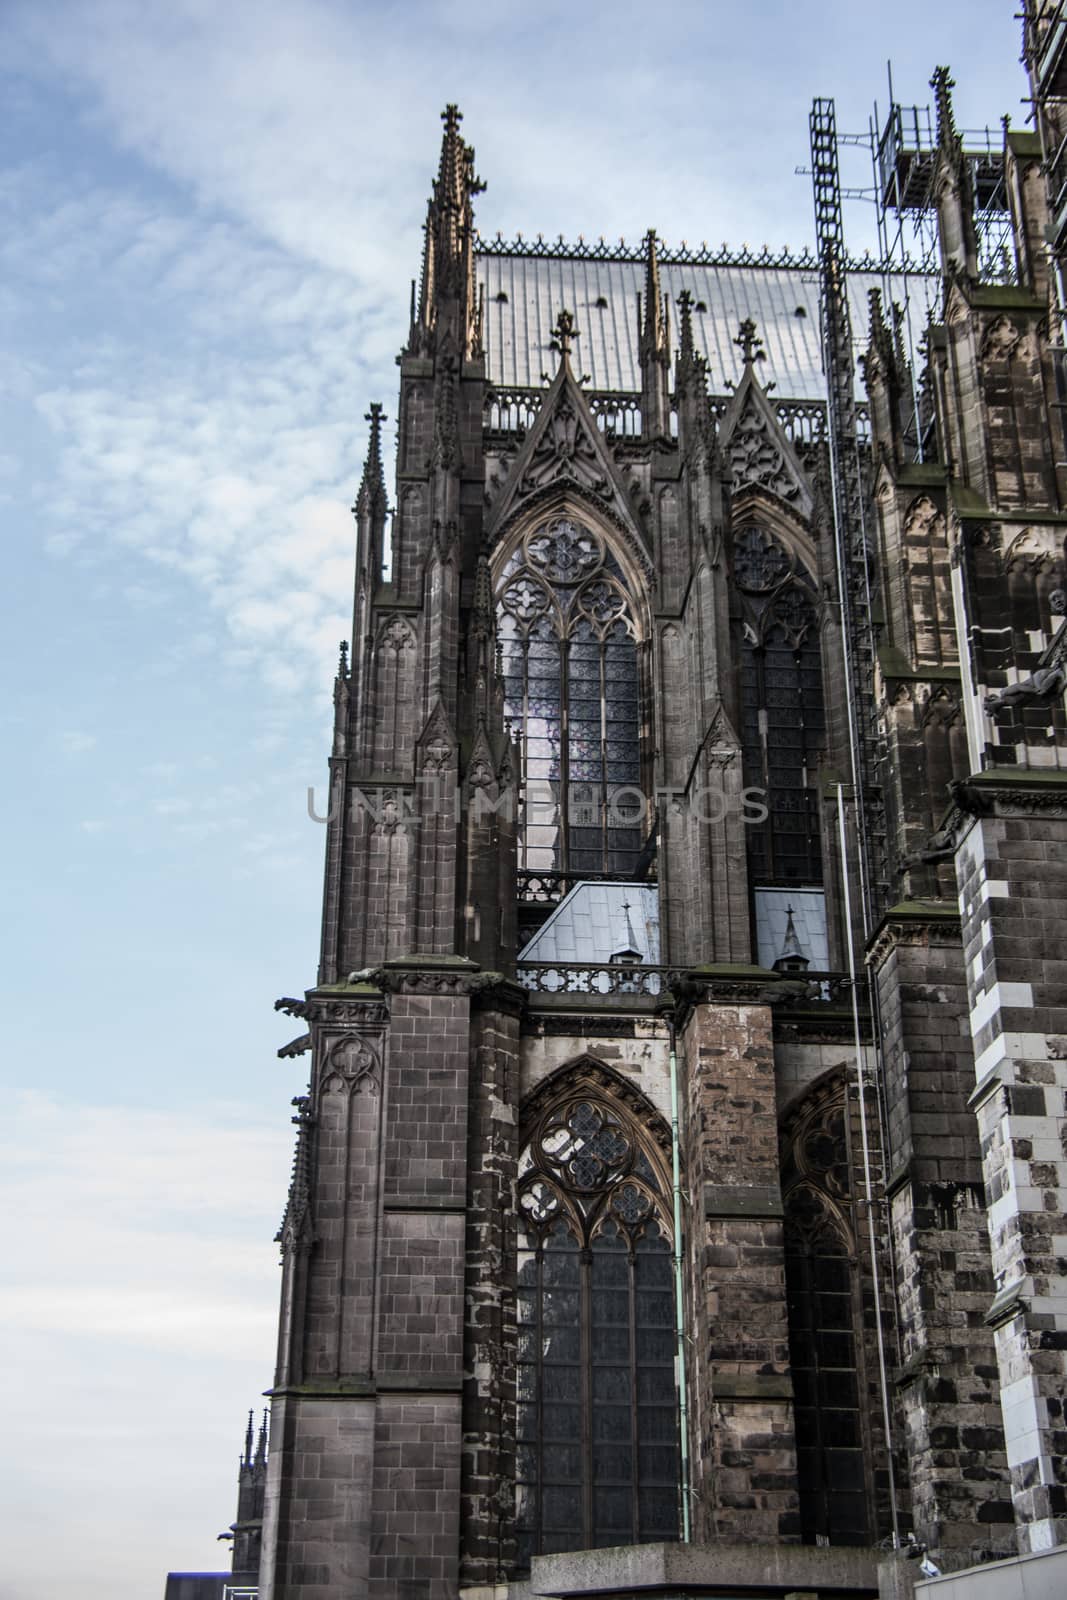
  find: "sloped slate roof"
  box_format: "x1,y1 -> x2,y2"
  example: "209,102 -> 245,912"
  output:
478,250 -> 937,401
753,887 -> 829,971
519,881 -> 660,964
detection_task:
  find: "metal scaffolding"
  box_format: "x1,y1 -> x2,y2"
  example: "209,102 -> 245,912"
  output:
809,97 -> 885,933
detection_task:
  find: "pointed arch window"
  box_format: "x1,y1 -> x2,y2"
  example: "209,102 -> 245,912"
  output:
735,524 -> 825,886
782,1087 -> 874,1547
498,518 -> 645,877
515,1082 -> 680,1566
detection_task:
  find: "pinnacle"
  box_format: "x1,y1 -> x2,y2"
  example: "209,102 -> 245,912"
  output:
931,65 -> 958,151
677,288 -> 695,362
867,287 -> 892,357
434,102 -> 484,216
356,404 -> 387,515
642,228 -> 667,356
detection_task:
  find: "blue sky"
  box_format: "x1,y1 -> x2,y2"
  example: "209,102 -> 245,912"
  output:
0,2 -> 1027,1595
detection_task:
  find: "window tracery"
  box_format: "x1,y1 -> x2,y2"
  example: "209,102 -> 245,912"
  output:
515,1084 -> 679,1565
498,517 -> 645,876
736,523 -> 825,886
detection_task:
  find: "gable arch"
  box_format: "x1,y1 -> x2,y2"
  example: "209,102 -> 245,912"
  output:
729,488 -> 819,589
521,1053 -> 672,1163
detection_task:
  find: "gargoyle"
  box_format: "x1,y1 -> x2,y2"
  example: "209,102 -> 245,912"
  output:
985,663 -> 1066,713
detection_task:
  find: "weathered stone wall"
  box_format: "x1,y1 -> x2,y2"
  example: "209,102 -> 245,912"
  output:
871,913 -> 1012,1565
519,1021 -> 671,1122
369,1394 -> 462,1598
955,798 -> 1067,1554
680,997 -> 799,1545
462,1001 -> 522,1589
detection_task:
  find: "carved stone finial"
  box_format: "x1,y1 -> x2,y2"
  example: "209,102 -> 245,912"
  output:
550,308 -> 579,360
734,317 -> 764,368
338,639 -> 349,677
442,103 -> 462,130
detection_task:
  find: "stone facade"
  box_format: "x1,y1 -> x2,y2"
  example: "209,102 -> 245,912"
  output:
246,40 -> 1067,1600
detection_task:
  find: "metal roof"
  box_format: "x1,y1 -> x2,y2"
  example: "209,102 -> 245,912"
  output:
478,251 -> 938,401
518,881 -> 660,964
753,887 -> 829,971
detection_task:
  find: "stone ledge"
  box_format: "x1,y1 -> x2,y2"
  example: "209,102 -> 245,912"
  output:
704,1182 -> 784,1219
967,1059 -> 1013,1111
266,1379 -> 376,1399
983,1280 -> 1030,1329
711,1372 -> 794,1399
528,1540 -> 878,1596
375,1372 -> 464,1393
266,1373 -> 465,1398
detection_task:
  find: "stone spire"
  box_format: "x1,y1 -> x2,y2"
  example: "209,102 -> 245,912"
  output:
863,287 -> 908,466
410,104 -> 484,359
929,66 -> 978,278
673,288 -> 714,464
773,905 -> 809,972
639,229 -> 671,440
675,288 -> 699,387
355,403 -> 387,519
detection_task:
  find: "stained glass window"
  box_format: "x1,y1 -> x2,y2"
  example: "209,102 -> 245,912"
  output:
735,525 -> 825,886
498,518 -> 645,876
783,1091 -> 874,1547
515,1090 -> 680,1567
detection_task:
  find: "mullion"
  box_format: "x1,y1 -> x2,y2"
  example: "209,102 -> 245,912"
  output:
628,1238 -> 640,1543
561,635 -> 572,875
599,638 -> 608,873
580,1244 -> 593,1546
536,1246 -> 545,1547
522,638 -> 531,870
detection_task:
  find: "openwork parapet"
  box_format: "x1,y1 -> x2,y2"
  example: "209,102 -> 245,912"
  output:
516,963 -> 861,1009
517,868 -> 655,904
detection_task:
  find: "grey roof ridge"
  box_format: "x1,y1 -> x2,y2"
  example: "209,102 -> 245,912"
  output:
474,230 -> 932,277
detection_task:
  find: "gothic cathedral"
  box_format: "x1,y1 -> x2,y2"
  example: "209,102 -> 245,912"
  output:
247,19 -> 1067,1600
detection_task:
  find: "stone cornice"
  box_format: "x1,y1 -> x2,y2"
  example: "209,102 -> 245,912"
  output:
950,769 -> 1067,818
866,900 -> 962,969
672,963 -> 806,1012
276,987 -> 388,1027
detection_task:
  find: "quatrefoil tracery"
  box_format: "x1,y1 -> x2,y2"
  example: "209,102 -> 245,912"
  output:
500,518 -> 636,641
518,1094 -> 667,1248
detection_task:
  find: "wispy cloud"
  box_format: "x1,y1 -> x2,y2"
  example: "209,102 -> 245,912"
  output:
0,1091 -> 293,1599
0,1089 -> 289,1482
59,730 -> 97,753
